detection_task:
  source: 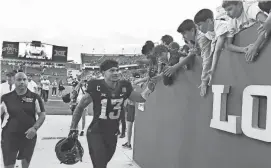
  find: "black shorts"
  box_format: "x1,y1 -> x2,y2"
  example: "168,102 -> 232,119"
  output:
58,86 -> 65,91
87,131 -> 118,168
1,128 -> 37,166
126,104 -> 135,122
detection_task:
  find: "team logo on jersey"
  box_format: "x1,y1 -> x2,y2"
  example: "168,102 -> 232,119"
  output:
22,97 -> 33,102
97,86 -> 100,91
122,87 -> 126,93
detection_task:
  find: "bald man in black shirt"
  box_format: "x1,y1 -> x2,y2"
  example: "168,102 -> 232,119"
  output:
1,72 -> 46,168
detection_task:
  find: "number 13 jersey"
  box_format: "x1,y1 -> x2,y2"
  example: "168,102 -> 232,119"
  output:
86,79 -> 133,134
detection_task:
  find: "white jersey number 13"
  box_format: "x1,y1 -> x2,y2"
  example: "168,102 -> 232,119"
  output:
99,98 -> 123,119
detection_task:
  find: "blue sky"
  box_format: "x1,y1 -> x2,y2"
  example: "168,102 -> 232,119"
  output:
0,0 -> 223,63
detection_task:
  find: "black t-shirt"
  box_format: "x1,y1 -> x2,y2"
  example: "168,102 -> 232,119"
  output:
259,1 -> 271,14
86,79 -> 133,134
1,89 -> 45,133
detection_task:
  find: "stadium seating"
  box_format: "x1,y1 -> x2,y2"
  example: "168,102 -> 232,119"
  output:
81,54 -> 145,66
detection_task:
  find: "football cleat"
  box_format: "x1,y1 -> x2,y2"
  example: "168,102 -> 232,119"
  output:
55,135 -> 84,165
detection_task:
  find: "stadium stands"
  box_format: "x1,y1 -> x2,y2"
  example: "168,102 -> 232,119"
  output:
1,53 -> 146,85
81,54 -> 145,66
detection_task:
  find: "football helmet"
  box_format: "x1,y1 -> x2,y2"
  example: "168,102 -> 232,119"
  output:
55,136 -> 84,165
62,93 -> 71,103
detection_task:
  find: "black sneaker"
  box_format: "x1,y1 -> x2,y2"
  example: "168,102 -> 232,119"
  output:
122,142 -> 132,149
119,133 -> 125,138
80,131 -> 84,136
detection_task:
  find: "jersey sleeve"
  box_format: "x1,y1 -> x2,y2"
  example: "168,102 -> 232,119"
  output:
196,32 -> 212,85
35,94 -> 45,114
214,20 -> 229,38
85,80 -> 96,96
226,20 -> 237,38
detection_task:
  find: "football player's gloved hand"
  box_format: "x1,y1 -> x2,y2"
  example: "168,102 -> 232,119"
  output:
68,130 -> 79,139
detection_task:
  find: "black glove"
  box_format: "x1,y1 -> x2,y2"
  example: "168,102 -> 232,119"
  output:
68,130 -> 79,139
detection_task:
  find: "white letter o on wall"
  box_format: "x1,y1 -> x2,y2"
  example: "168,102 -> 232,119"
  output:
242,85 -> 271,142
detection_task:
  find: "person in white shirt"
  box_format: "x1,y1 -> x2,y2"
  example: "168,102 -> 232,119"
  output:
41,76 -> 50,102
222,1 -> 268,62
0,72 -> 16,97
27,74 -> 37,93
51,80 -> 58,97
0,71 -> 16,125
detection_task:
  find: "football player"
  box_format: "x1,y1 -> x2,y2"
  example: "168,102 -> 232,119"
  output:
68,59 -> 154,168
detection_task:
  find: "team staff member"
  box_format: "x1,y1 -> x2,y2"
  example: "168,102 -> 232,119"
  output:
1,72 -> 46,168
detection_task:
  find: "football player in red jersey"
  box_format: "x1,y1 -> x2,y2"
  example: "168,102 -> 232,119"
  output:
68,59 -> 154,168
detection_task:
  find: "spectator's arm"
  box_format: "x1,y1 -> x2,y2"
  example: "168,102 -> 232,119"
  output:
206,36 -> 226,85
225,37 -> 247,53
209,36 -> 226,72
245,29 -> 268,62
134,77 -> 149,85
163,51 -> 196,77
250,12 -> 269,51
174,51 -> 196,68
258,13 -> 271,34
194,34 -> 214,97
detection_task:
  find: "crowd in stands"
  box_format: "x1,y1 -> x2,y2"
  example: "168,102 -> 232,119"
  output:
81,54 -> 146,66
137,1 -> 271,97
80,68 -> 147,82
1,60 -> 68,83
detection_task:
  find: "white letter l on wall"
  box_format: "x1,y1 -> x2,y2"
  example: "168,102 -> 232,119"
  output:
210,85 -> 242,134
